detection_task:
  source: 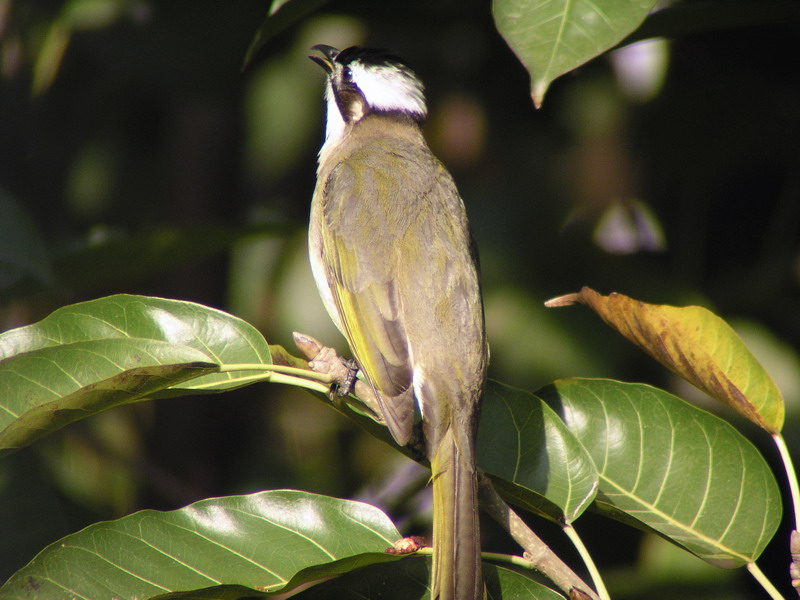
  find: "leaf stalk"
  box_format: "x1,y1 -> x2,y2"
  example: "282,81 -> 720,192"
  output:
746,561 -> 784,600
774,433 -> 800,530
562,524 -> 610,600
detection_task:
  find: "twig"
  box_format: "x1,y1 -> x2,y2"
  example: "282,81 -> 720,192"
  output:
477,473 -> 599,600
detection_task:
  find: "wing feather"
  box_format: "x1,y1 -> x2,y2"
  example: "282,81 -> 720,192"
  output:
320,150 -> 417,445
316,130 -> 485,448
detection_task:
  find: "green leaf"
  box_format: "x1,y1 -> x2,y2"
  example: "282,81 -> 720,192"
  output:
0,340 -> 216,456
0,295 -> 277,454
539,378 -> 782,568
334,379 -> 599,524
0,490 -> 402,600
546,287 -> 784,432
0,294 -> 273,393
297,556 -> 564,599
493,0 -> 657,106
478,381 -> 598,523
242,0 -> 332,70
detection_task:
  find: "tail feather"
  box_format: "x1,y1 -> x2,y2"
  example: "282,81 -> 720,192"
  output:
430,428 -> 483,600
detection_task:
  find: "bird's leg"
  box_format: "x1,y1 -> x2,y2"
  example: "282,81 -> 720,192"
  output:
335,357 -> 359,396
293,332 -> 384,423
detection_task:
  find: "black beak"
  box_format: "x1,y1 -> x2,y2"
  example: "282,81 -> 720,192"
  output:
309,44 -> 339,73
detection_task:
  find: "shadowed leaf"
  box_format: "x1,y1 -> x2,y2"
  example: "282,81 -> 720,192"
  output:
0,190 -> 53,290
298,555 -> 563,599
478,381 -> 598,523
621,0 -> 800,47
243,0 -> 332,70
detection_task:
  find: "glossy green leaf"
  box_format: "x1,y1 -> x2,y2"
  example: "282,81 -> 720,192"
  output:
298,556 -> 563,599
0,490 -> 402,600
0,340 -> 216,456
546,287 -> 784,432
539,378 -> 782,568
493,0 -> 657,106
0,294 -> 273,393
478,381 -> 598,523
0,295 -> 277,454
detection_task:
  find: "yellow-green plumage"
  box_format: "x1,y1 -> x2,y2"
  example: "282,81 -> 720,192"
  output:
310,46 -> 487,600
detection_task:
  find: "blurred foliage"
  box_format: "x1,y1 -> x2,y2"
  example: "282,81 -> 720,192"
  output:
0,0 -> 798,597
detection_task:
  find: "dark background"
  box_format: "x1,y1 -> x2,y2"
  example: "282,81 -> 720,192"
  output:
1,1 -> 799,598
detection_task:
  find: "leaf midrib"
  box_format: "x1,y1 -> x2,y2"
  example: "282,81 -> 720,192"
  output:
599,474 -> 751,562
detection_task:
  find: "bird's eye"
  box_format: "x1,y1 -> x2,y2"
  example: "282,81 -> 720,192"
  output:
342,67 -> 353,82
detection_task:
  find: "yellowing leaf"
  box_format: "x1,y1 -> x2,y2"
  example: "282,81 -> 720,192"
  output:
546,287 -> 784,432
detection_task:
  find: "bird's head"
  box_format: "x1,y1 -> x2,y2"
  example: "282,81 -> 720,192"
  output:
310,45 -> 427,149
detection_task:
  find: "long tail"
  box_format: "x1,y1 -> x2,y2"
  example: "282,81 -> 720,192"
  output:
430,427 -> 483,600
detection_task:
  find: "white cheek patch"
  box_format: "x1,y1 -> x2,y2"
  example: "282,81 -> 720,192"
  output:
350,63 -> 427,119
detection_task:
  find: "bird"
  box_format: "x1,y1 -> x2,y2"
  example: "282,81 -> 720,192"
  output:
308,44 -> 488,599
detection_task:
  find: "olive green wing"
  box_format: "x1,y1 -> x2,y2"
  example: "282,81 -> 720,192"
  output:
319,156 -> 418,446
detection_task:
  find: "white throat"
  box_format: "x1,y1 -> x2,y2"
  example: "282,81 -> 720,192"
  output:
318,60 -> 426,166
319,79 -> 346,163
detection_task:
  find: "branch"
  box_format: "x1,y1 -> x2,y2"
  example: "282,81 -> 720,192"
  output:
477,473 -> 599,600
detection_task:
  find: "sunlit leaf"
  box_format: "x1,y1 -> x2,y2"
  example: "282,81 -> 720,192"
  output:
0,295 -> 279,454
478,381 -> 598,523
298,556 -> 563,599
545,287 -> 784,432
0,340 -> 217,456
540,378 -> 782,568
493,0 -> 657,106
0,294 -> 273,393
0,490 -> 402,600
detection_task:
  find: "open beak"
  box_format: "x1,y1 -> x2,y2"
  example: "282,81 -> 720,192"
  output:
309,44 -> 339,73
